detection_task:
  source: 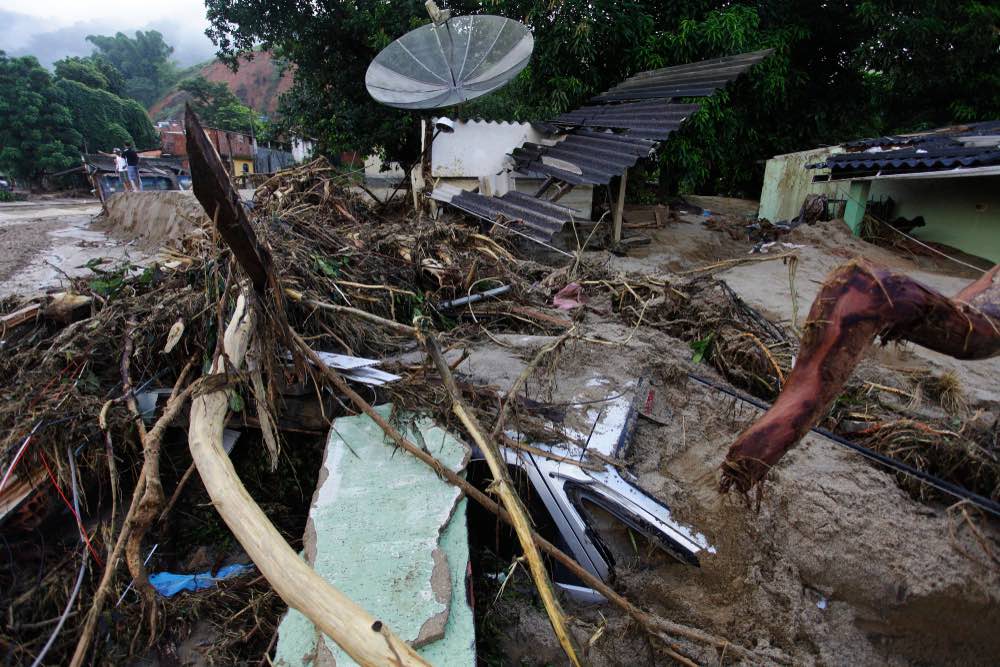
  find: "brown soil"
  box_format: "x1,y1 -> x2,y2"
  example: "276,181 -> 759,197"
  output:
469,325 -> 999,666
95,191 -> 211,251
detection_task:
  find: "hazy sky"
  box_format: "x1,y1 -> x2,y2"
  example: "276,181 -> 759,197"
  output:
0,0 -> 217,68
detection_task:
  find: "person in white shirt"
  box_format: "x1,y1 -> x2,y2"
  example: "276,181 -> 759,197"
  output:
100,148 -> 132,192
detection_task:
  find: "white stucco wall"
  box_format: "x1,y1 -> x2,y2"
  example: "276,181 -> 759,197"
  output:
291,137 -> 315,163
428,118 -> 543,178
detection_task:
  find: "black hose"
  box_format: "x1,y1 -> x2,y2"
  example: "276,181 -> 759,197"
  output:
687,372 -> 1000,518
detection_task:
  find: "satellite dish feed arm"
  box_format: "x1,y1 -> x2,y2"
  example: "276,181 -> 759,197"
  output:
425,0 -> 451,25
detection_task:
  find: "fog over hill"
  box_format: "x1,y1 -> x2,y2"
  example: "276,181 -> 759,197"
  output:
0,7 -> 216,69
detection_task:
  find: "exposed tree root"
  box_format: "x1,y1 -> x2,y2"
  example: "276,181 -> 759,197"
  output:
721,258 -> 1000,493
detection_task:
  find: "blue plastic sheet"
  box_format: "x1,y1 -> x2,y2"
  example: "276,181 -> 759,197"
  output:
149,563 -> 254,597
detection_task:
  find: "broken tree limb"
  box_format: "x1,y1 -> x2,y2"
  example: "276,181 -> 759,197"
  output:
185,106 -> 270,292
188,293 -> 429,667
185,104 -> 299,371
284,288 -> 417,335
489,330 -> 574,441
70,335 -> 189,666
722,258 -> 1000,493
417,326 -> 586,667
291,329 -> 767,665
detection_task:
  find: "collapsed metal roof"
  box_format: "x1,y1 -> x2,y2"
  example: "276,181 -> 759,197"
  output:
809,121 -> 1000,179
433,49 -> 772,242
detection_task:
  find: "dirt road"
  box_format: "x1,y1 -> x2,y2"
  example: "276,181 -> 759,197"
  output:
0,198 -> 146,297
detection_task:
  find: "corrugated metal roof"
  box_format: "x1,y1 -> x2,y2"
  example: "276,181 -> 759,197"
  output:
809,122 -> 1000,177
511,132 -> 658,184
842,120 -> 1000,149
431,186 -> 578,241
824,146 -> 1000,171
435,49 -> 773,244
552,101 -> 700,136
510,49 -> 772,186
591,49 -> 773,103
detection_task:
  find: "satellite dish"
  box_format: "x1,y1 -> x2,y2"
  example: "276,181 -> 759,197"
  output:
365,13 -> 534,109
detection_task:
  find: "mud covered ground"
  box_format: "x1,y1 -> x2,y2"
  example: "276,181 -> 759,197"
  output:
468,322 -> 998,666
0,198 -> 143,298
467,210 -> 999,666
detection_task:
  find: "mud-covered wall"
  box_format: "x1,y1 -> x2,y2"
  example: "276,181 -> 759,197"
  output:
96,191 -> 210,250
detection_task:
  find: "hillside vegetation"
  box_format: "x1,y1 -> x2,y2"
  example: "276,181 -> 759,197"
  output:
149,52 -> 294,122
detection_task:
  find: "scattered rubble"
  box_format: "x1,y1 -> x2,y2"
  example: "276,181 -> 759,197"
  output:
0,109 -> 996,667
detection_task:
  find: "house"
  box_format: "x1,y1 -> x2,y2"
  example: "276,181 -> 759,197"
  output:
759,121 -> 1000,263
156,122 -> 256,177
419,117 -> 595,220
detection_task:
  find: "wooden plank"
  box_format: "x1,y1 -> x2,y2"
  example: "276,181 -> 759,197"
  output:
613,168 -> 628,243
1,304 -> 40,336
184,105 -> 271,292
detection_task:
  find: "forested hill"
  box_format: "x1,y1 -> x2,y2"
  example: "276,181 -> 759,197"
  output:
149,51 -> 293,121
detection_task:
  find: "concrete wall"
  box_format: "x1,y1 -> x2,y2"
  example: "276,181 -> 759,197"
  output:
232,158 -> 254,175
758,146 -> 842,221
429,119 -> 542,178
760,146 -> 1000,263
291,137 -> 315,163
870,175 -> 1000,263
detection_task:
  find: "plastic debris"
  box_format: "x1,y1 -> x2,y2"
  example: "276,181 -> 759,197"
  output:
553,283 -> 587,310
149,563 -> 255,597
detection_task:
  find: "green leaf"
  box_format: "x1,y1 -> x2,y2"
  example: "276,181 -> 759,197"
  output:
228,390 -> 245,413
690,334 -> 714,364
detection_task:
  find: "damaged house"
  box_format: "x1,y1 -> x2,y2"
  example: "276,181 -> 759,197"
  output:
759,121 -> 1000,263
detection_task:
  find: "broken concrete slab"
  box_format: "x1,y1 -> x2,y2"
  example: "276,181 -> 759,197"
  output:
273,405 -> 475,666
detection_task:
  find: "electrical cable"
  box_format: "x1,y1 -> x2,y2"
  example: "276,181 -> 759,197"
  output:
687,372 -> 1000,518
831,183 -> 988,274
30,448 -> 89,667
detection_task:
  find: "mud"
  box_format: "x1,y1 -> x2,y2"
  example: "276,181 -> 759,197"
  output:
443,199 -> 1000,666
95,191 -> 212,251
0,199 -> 144,297
470,325 -> 998,665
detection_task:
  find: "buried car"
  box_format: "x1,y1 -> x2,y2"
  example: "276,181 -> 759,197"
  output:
472,376 -> 714,602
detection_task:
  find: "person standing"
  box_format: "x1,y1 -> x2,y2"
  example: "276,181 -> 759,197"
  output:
123,142 -> 143,192
115,148 -> 132,192
99,148 -> 132,191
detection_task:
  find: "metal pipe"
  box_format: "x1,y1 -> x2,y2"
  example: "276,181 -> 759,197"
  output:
437,284 -> 511,310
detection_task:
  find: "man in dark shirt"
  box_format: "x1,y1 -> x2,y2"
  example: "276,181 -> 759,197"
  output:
123,143 -> 142,192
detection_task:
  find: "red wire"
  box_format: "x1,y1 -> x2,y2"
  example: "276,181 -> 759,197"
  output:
39,452 -> 103,567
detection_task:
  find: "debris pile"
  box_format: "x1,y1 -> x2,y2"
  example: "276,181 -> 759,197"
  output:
1,119 -> 997,665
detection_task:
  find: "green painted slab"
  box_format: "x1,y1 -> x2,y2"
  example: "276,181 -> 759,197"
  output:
274,405 -> 475,666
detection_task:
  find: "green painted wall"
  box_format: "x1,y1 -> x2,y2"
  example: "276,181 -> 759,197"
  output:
759,146 -> 842,221
870,176 -> 1000,264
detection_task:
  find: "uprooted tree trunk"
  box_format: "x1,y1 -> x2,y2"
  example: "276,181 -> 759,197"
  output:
721,258 -> 1000,494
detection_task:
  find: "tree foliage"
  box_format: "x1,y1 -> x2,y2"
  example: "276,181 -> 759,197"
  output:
86,30 -> 180,107
179,74 -> 261,134
54,78 -> 159,152
205,1 -> 1000,196
0,52 -> 81,183
54,57 -> 111,91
